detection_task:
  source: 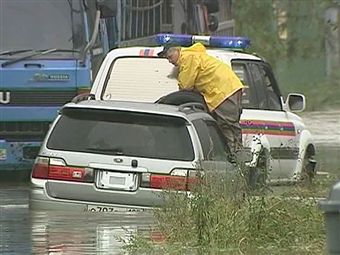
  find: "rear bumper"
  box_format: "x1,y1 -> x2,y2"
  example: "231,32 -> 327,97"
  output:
30,188 -> 87,211
29,185 -> 158,212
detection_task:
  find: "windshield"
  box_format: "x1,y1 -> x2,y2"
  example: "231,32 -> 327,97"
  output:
0,0 -> 86,56
47,108 -> 195,161
103,57 -> 179,102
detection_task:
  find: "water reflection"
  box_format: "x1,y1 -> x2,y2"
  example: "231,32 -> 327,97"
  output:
30,210 -> 154,254
0,210 -> 31,254
0,185 -> 154,255
0,184 -> 31,255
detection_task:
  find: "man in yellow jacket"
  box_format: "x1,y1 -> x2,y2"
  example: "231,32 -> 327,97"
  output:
158,42 -> 244,154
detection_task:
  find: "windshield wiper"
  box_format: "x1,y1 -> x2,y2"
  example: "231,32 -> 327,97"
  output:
1,48 -> 80,67
0,49 -> 34,56
85,147 -> 125,155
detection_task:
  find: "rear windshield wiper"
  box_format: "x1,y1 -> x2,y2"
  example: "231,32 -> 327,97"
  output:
1,48 -> 80,67
84,147 -> 125,155
0,49 -> 34,56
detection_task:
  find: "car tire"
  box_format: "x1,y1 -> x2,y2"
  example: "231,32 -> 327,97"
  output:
300,151 -> 317,184
156,90 -> 207,110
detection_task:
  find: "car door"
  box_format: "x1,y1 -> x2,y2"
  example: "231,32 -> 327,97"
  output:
232,61 -> 299,181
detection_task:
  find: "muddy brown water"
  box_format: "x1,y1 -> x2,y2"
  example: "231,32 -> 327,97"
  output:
0,110 -> 339,254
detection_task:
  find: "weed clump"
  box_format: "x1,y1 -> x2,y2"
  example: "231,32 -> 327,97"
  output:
126,169 -> 326,254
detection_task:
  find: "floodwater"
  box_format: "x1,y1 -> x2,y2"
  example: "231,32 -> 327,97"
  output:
301,110 -> 340,175
0,183 -> 154,255
0,110 -> 339,254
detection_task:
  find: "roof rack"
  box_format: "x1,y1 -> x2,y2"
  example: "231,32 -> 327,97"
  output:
178,102 -> 207,113
71,93 -> 95,103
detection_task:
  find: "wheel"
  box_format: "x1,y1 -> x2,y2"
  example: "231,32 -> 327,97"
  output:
300,152 -> 317,184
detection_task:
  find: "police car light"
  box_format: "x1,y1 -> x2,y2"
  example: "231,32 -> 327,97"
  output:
155,34 -> 192,46
155,33 -> 250,49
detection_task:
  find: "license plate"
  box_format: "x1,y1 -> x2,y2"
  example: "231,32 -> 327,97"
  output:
87,205 -> 144,213
96,171 -> 138,191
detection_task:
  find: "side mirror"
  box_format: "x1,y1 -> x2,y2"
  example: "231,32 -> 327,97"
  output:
96,0 -> 117,18
286,93 -> 306,112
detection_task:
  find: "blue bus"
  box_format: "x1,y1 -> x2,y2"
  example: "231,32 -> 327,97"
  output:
0,0 -> 116,174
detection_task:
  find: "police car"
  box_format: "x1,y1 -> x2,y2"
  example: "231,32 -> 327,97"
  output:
89,34 -> 316,184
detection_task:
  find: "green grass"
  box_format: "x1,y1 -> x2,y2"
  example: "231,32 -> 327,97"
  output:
124,169 -> 335,254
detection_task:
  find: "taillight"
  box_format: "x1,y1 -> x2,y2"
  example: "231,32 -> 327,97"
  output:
31,157 -> 49,179
150,175 -> 188,190
141,169 -> 198,191
31,157 -> 93,182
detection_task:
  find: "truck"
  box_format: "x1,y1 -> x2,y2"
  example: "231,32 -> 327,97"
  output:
0,0 -> 117,174
0,0 -> 235,176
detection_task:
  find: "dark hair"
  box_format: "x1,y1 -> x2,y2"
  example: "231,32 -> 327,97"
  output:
157,45 -> 179,57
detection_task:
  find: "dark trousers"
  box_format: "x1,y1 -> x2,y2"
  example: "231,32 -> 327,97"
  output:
212,89 -> 243,154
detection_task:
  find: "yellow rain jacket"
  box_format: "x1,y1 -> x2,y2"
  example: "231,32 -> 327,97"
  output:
176,43 -> 244,111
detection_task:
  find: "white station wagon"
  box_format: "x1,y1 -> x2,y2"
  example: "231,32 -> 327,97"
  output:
88,34 -> 316,184
30,100 -> 236,211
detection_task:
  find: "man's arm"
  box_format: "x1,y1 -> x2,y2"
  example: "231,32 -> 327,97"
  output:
178,55 -> 200,90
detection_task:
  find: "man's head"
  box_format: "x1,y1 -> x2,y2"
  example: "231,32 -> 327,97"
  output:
158,46 -> 180,66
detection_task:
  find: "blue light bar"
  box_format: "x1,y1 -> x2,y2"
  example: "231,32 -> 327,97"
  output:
155,34 -> 193,46
155,34 -> 250,49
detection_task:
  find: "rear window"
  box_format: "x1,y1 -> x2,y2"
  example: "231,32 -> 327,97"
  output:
47,108 -> 194,161
102,57 -> 178,102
